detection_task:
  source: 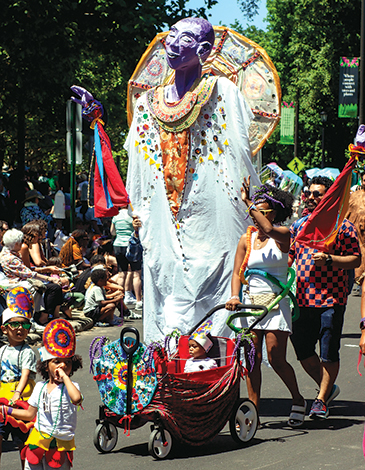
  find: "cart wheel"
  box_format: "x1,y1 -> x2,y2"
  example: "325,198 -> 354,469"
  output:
229,399 -> 258,444
148,429 -> 172,459
93,423 -> 118,453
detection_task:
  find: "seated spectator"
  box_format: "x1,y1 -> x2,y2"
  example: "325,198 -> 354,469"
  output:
75,202 -> 101,234
93,238 -> 118,275
0,220 -> 9,251
0,229 -> 66,325
83,268 -> 123,326
59,229 -> 90,269
47,256 -> 84,319
20,189 -> 53,226
27,219 -> 50,266
20,222 -> 60,276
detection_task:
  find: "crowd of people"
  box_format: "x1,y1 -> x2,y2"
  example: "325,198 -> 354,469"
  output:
0,169 -> 143,333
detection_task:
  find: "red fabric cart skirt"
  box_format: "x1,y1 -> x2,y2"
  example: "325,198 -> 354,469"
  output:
139,360 -> 241,446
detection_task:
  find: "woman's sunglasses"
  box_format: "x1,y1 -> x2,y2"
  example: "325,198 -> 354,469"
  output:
259,209 -> 274,216
303,190 -> 324,198
5,321 -> 32,330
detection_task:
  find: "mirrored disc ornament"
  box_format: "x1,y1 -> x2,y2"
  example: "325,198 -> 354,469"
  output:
127,26 -> 281,156
92,338 -> 157,416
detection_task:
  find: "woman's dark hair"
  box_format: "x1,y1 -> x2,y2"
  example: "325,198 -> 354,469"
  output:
91,268 -> 107,285
59,229 -> 88,266
47,256 -> 62,267
33,219 -> 48,235
94,239 -> 114,256
90,254 -> 106,266
36,354 -> 83,380
21,222 -> 39,247
252,184 -> 294,223
309,176 -> 333,191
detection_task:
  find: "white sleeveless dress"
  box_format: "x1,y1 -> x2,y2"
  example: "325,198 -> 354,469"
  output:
240,232 -> 292,333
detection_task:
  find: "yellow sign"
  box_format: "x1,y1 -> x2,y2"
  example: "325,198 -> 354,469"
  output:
287,157 -> 305,174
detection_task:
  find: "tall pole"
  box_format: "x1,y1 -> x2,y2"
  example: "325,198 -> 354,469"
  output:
360,0 -> 365,125
321,125 -> 325,168
70,105 -> 76,233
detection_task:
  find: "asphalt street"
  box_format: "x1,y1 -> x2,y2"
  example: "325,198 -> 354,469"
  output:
3,291 -> 365,470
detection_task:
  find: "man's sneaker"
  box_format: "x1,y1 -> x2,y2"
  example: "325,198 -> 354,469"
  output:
326,384 -> 340,406
309,399 -> 329,419
130,312 -> 142,320
352,284 -> 361,296
95,322 -> 111,327
135,301 -> 143,311
124,291 -> 136,307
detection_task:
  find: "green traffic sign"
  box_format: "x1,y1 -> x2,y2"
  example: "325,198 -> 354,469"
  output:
287,157 -> 305,174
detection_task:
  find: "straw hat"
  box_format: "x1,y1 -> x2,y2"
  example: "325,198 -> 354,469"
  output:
23,189 -> 44,203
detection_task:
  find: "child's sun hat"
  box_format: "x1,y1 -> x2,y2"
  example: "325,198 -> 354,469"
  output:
189,319 -> 214,352
2,286 -> 34,324
39,319 -> 76,362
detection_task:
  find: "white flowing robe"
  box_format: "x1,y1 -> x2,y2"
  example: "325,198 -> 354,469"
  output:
125,77 -> 261,343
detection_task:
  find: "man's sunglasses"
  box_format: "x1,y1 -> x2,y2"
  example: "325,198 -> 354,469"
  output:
4,321 -> 32,330
303,190 -> 324,198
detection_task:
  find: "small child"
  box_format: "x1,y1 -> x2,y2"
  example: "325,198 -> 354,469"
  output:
0,298 -> 37,466
1,319 -> 83,470
184,333 -> 218,373
83,268 -> 123,326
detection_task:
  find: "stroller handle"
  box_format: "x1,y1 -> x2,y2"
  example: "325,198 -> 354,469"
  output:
226,304 -> 269,334
187,303 -> 268,336
120,327 -> 140,356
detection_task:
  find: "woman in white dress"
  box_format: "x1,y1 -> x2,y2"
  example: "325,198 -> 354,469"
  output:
226,177 -> 306,427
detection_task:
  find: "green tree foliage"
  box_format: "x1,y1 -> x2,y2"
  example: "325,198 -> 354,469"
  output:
264,0 -> 360,169
0,0 -> 216,175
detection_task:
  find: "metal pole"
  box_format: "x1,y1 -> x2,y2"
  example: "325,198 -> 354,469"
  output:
360,0 -> 365,124
70,104 -> 76,232
294,100 -> 299,158
321,125 -> 325,169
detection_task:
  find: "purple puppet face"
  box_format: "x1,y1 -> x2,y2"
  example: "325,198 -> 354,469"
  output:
165,18 -> 214,71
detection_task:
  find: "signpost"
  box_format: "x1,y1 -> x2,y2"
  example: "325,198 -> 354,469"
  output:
66,100 -> 82,232
338,57 -> 359,118
287,157 -> 305,175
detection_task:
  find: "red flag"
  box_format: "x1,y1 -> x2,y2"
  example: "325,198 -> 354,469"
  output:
94,123 -> 129,218
295,156 -> 357,250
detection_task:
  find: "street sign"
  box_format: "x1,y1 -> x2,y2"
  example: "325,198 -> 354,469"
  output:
66,100 -> 83,164
287,157 -> 305,174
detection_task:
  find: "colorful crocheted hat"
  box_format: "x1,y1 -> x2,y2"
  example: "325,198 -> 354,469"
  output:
349,125 -> 365,155
2,308 -> 32,325
39,319 -> 76,362
189,319 -> 213,352
6,286 -> 33,319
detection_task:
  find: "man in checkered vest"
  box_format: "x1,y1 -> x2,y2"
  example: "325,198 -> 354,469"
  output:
289,176 -> 361,420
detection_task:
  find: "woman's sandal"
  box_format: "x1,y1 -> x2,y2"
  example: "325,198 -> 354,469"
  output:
288,400 -> 307,428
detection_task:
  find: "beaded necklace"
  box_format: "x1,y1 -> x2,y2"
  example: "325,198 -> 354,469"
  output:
37,380 -> 65,439
147,75 -> 218,133
239,226 -> 258,284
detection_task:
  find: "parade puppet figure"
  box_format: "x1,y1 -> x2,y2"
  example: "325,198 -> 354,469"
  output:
125,18 -> 262,342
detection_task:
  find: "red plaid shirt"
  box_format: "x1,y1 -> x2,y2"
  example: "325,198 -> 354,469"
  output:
290,216 -> 360,307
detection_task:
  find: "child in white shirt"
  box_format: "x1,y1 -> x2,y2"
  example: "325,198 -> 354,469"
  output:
184,332 -> 218,373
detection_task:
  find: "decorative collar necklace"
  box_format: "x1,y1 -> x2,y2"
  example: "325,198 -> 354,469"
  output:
147,74 -> 218,133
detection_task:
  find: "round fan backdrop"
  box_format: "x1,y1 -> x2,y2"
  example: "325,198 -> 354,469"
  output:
127,26 -> 281,156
